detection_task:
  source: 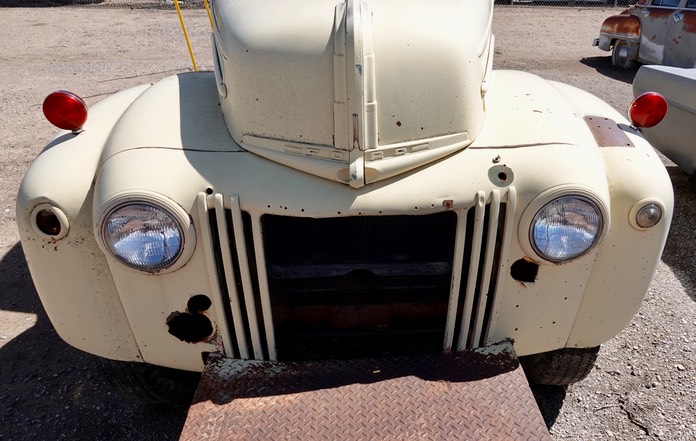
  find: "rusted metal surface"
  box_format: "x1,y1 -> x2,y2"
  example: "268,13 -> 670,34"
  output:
600,15 -> 641,41
584,116 -> 635,148
180,340 -> 551,440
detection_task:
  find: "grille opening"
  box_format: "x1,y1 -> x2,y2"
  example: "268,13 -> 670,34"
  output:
262,212 -> 457,361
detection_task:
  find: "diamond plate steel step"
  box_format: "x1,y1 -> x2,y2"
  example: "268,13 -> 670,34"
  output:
179,340 -> 550,440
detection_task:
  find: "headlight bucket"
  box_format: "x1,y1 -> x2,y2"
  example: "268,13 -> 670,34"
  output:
519,187 -> 608,264
96,192 -> 196,273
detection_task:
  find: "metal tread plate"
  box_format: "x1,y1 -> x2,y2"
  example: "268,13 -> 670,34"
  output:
180,341 -> 550,440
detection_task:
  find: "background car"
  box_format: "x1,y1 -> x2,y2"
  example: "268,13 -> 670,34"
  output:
634,65 -> 696,173
594,0 -> 696,68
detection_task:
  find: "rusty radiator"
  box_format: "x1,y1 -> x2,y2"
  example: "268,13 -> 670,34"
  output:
198,188 -> 516,362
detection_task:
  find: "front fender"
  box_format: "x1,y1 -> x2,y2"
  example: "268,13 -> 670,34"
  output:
16,84 -> 150,361
550,81 -> 674,348
597,14 -> 641,51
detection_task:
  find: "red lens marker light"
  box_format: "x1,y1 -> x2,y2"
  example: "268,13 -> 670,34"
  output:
628,92 -> 667,129
42,91 -> 88,131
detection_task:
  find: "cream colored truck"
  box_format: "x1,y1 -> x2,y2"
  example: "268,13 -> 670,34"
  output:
17,0 -> 673,402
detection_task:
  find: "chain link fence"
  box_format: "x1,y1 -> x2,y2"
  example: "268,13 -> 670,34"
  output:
1,0 -> 204,8
3,0 -> 633,7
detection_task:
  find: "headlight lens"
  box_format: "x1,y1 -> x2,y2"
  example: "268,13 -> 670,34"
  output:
102,203 -> 184,271
531,196 -> 603,263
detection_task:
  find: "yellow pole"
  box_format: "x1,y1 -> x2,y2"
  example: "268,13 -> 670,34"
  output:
203,0 -> 214,31
173,0 -> 198,72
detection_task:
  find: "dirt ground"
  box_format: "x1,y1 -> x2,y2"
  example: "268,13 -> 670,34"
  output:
0,4 -> 694,441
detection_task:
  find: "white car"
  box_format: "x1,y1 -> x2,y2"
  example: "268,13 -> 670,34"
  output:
18,0 -> 673,402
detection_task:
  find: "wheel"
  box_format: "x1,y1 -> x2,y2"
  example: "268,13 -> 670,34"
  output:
97,358 -> 200,406
519,346 -> 600,386
611,40 -> 637,69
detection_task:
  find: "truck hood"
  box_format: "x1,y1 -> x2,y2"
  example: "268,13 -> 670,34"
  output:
211,0 -> 494,187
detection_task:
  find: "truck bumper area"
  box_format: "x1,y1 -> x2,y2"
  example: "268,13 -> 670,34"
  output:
180,340 -> 550,440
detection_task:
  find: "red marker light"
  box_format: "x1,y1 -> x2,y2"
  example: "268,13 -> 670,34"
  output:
628,92 -> 667,129
42,90 -> 88,131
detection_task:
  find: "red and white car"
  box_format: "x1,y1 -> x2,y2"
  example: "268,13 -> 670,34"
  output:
594,0 -> 696,68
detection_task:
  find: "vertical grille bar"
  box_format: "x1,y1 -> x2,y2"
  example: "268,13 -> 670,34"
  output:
195,193 -> 235,358
485,187 -> 517,345
249,213 -> 278,361
470,189 -> 501,346
456,191 -> 487,351
212,195 -> 250,359
227,196 -> 266,360
443,208 -> 469,352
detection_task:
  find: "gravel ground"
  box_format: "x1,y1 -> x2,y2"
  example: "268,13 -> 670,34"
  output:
0,4 -> 694,440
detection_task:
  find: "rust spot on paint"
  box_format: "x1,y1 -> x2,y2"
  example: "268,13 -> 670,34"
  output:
442,199 -> 454,210
682,11 -> 696,33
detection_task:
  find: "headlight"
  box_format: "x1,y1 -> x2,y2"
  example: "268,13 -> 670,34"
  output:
102,203 -> 184,271
530,196 -> 603,263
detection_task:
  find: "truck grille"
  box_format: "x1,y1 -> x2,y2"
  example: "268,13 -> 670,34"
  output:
197,189 -> 515,361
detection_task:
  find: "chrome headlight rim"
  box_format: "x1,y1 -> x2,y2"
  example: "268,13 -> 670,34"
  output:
519,187 -> 608,265
96,192 -> 196,274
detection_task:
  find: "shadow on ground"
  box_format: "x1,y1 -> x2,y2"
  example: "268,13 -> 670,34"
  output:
580,56 -> 639,84
0,243 -> 189,441
661,166 -> 696,302
530,383 -> 567,429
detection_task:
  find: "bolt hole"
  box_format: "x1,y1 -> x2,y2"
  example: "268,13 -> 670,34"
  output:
187,294 -> 212,313
497,172 -> 508,182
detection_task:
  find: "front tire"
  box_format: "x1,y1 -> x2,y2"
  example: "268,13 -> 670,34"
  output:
611,40 -> 637,69
97,358 -> 200,406
520,346 -> 600,386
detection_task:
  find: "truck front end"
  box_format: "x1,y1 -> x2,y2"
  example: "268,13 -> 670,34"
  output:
17,0 -> 672,387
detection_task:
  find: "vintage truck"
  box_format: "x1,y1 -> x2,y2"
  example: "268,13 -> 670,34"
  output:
18,0 -> 672,414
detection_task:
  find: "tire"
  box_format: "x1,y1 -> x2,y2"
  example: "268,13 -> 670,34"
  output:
519,346 -> 600,386
611,40 -> 637,69
97,358 -> 200,406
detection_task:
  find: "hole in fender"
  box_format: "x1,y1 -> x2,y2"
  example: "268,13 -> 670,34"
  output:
510,258 -> 539,285
166,294 -> 214,343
